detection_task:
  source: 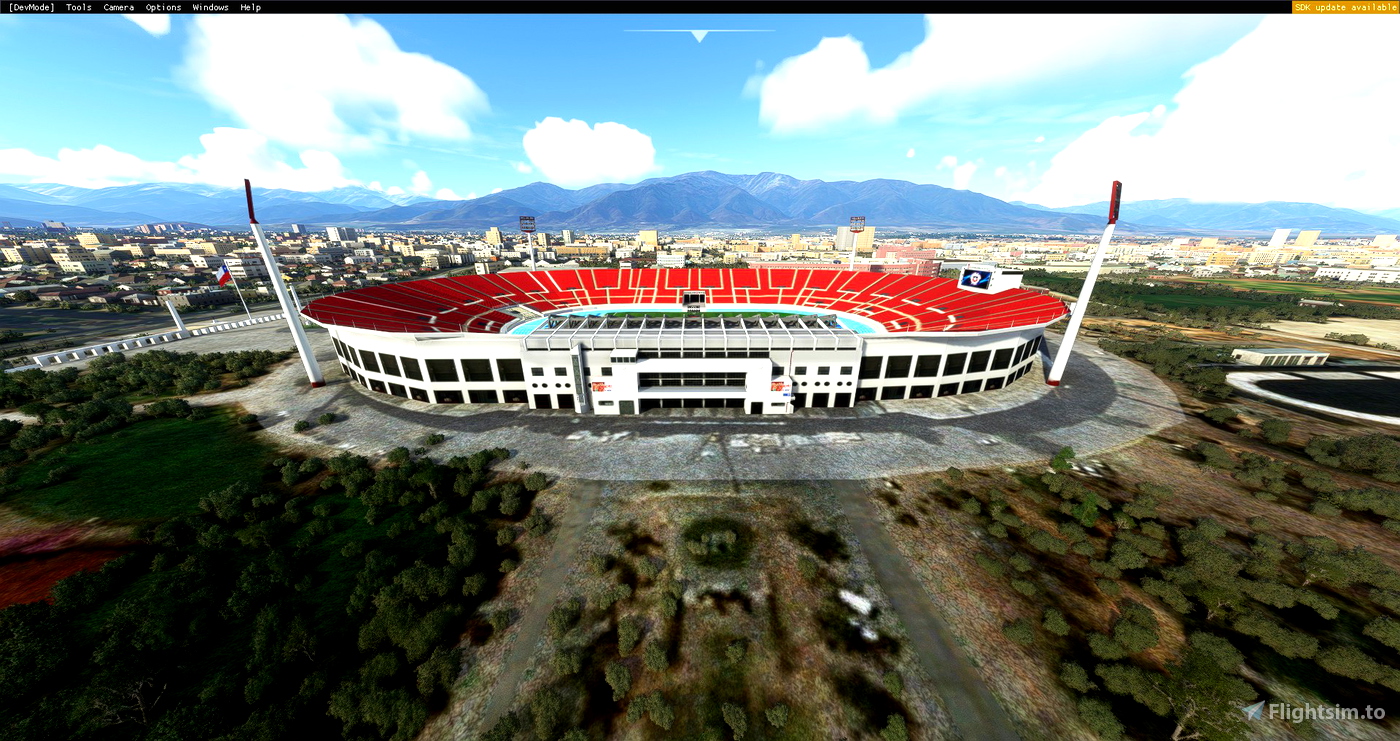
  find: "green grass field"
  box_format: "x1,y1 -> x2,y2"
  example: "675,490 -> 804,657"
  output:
1170,278 -> 1400,305
1134,294 -> 1279,310
8,407 -> 271,522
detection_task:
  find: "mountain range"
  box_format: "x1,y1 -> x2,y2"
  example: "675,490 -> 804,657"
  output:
1,172 -> 1396,236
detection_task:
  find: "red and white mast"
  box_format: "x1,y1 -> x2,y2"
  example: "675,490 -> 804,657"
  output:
246,179 -> 324,388
847,216 -> 864,270
1046,181 -> 1121,387
520,216 -> 537,271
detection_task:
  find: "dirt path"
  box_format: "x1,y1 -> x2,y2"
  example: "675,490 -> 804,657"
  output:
833,479 -> 1022,741
476,479 -> 604,733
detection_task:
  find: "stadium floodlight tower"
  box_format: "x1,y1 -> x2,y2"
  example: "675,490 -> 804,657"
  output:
848,216 -> 865,270
520,216 -> 537,271
1046,181 -> 1122,387
244,179 -> 324,388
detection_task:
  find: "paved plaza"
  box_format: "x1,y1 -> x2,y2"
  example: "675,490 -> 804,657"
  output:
102,318 -> 1188,480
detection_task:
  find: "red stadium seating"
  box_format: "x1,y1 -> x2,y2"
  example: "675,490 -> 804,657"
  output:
302,268 -> 1066,334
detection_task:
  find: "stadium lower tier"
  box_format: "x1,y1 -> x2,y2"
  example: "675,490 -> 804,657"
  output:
324,326 -> 1048,415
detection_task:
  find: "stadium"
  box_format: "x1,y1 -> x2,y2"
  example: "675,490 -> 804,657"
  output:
301,265 -> 1068,415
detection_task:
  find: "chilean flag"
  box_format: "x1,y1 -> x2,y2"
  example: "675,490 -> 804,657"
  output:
214,264 -> 232,287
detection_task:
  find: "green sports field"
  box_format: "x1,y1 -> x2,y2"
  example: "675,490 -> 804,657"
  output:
1169,278 -> 1400,306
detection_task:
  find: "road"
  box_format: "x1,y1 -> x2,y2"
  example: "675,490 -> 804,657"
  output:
834,479 -> 1022,741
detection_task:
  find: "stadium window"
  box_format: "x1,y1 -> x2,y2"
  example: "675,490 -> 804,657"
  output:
533,394 -> 553,409
858,357 -> 883,379
967,351 -> 991,374
817,366 -> 831,375
388,383 -> 407,398
840,366 -> 853,375
884,356 -> 912,378
938,383 -> 959,397
531,367 -> 545,377
557,394 -> 575,409
943,353 -> 967,375
502,390 -> 527,403
911,385 -> 934,398
834,393 -> 851,407
601,366 -> 613,376
425,359 -> 459,383
1014,341 -> 1029,364
961,379 -> 984,394
469,389 -> 499,404
378,353 -> 401,377
598,400 -> 615,406
359,349 -> 380,373
770,402 -> 785,407
880,386 -> 906,400
1031,336 -> 1042,353
991,348 -> 1013,371
461,359 -> 494,382
409,387 -> 430,402
772,366 -> 785,376
554,367 -> 567,376
914,356 -> 941,377
794,366 -> 808,375
400,357 -> 423,381
434,389 -> 464,404
496,358 -> 525,382
985,377 -> 1005,391
342,345 -> 358,366
340,363 -> 350,378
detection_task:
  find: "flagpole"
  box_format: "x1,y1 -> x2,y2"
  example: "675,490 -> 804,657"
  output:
227,271 -> 255,321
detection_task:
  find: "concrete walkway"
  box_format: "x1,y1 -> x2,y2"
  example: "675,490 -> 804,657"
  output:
834,479 -> 1021,741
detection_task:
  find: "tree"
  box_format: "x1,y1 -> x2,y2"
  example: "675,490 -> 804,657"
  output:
643,640 -> 668,672
1051,446 -> 1077,472
1096,633 -> 1254,741
765,703 -> 789,729
1076,697 -> 1124,741
721,702 -> 748,739
293,420 -> 312,433
617,615 -> 643,656
1260,418 -> 1293,445
605,661 -> 631,701
1060,661 -> 1093,692
880,714 -> 909,741
1043,608 -> 1071,636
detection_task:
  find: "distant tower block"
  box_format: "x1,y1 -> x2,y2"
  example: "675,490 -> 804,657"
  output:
1268,228 -> 1291,248
1294,230 -> 1321,247
1373,235 -> 1397,248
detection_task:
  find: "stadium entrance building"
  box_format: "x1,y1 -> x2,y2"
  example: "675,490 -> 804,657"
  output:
303,266 -> 1066,415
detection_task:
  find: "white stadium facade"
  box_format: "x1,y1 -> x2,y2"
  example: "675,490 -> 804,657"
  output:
302,266 -> 1068,416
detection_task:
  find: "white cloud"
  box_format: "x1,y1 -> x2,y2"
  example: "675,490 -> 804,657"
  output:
522,117 -> 660,188
435,188 -> 464,200
905,148 -> 916,158
953,162 -> 977,190
994,166 -> 1008,178
384,185 -> 406,196
1034,136 -> 1045,143
755,15 -> 1254,134
409,170 -> 433,195
182,15 -> 488,151
513,161 -> 533,174
1016,17 -> 1400,209
938,155 -> 958,169
123,14 -> 170,37
490,188 -> 502,194
0,127 -> 355,191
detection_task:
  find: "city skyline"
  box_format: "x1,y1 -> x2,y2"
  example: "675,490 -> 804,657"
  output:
0,14 -> 1396,211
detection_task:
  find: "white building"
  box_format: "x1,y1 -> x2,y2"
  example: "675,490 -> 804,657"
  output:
224,254 -> 270,280
1315,267 -> 1400,283
326,226 -> 359,243
656,254 -> 686,268
1232,348 -> 1328,366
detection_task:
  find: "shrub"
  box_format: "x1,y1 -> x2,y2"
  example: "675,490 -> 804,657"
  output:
1043,608 -> 1070,636
292,420 -> 312,433
617,615 -> 643,655
499,558 -> 518,574
386,447 -> 411,466
551,646 -> 583,675
726,639 -> 746,663
959,497 -> 982,515
488,611 -> 512,633
1050,446 -> 1076,472
424,432 -> 446,445
797,555 -> 819,581
1060,661 -> 1093,692
721,703 -> 748,739
1194,441 -> 1236,469
524,512 -> 550,536
1002,618 -> 1035,645
317,412 -> 337,425
495,528 -> 515,546
882,671 -> 903,698
605,661 -> 632,701
643,640 -> 668,672
880,714 -> 909,741
1203,407 -> 1239,424
548,598 -> 583,639
1260,418 -> 1294,444
974,553 -> 1005,577
1077,698 -> 1124,741
765,703 -> 789,729
523,471 -> 548,491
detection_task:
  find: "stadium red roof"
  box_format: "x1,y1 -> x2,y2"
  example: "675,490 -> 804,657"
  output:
302,268 -> 1066,335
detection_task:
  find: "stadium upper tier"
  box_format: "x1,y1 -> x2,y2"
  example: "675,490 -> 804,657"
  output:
302,268 -> 1067,335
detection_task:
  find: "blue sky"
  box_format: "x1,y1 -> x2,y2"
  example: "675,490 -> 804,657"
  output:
0,14 -> 1396,209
